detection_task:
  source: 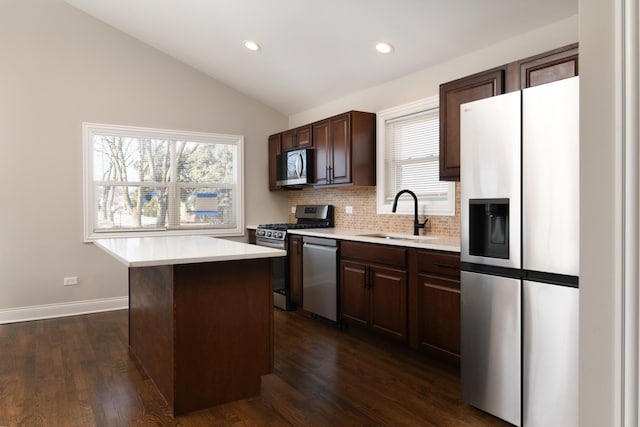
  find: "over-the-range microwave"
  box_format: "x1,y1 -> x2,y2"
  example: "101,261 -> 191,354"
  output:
276,148 -> 314,187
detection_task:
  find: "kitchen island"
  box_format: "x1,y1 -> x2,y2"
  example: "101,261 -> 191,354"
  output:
94,236 -> 286,416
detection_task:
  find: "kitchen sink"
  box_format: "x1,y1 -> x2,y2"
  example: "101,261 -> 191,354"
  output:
357,232 -> 440,242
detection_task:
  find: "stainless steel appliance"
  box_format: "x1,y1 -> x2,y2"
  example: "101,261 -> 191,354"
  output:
276,148 -> 314,187
521,77 -> 579,427
255,204 -> 333,310
460,90 -> 523,426
302,236 -> 338,321
460,76 -> 579,427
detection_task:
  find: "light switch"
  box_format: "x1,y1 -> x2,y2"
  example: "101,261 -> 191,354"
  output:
345,206 -> 353,214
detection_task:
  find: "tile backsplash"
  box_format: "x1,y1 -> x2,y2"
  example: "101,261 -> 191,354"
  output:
288,183 -> 461,237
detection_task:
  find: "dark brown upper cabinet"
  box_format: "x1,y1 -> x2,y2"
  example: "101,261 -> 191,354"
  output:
268,133 -> 282,191
439,43 -> 578,181
313,111 -> 376,187
282,125 -> 312,151
518,43 -> 579,89
268,111 -> 375,191
439,67 -> 506,181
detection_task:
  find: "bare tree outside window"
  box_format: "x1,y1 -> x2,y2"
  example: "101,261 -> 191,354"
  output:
83,123 -> 243,240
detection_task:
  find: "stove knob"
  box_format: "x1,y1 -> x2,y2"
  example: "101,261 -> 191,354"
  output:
266,231 -> 272,237
276,232 -> 283,239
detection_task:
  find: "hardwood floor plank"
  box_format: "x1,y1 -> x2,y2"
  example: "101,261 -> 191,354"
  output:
0,309 -> 509,426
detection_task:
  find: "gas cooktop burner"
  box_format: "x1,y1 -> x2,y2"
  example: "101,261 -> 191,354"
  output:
256,204 -> 334,241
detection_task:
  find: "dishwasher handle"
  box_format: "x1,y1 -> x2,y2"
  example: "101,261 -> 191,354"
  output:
303,243 -> 338,261
302,236 -> 338,247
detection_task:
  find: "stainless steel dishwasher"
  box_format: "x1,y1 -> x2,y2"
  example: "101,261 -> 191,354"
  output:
302,236 -> 338,321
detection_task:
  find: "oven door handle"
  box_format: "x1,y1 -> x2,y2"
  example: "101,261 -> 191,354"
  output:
255,238 -> 286,250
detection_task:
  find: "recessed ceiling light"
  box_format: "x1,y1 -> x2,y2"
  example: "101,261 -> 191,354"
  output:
243,40 -> 261,52
375,41 -> 394,54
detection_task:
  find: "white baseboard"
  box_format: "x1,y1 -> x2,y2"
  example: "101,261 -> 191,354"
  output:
0,296 -> 128,324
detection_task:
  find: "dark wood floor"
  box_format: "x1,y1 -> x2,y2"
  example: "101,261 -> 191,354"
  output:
0,309 -> 508,426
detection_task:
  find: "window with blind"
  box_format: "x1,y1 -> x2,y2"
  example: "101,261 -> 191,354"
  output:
82,123 -> 244,241
376,96 -> 455,216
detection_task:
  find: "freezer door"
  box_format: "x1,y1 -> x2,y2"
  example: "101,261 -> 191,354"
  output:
523,280 -> 579,427
522,77 -> 579,276
461,271 -> 521,426
460,91 -> 521,269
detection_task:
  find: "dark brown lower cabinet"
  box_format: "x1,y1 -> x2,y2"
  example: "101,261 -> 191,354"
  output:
410,249 -> 461,364
340,242 -> 408,342
288,235 -> 303,306
417,273 -> 460,362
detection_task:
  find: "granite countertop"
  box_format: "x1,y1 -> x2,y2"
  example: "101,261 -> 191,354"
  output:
94,235 -> 286,267
248,225 -> 460,252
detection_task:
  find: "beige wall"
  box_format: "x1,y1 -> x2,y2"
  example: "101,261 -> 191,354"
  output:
285,14 -> 578,237
0,0 -> 288,311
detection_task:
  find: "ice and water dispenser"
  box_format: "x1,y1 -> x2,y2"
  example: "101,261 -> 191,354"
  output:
468,198 -> 510,259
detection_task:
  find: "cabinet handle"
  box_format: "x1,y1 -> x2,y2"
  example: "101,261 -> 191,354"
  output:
364,266 -> 369,288
368,266 -> 373,290
434,263 -> 458,270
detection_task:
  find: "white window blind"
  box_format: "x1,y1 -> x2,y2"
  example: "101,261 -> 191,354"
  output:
385,109 -> 449,201
83,123 -> 244,241
377,96 -> 455,216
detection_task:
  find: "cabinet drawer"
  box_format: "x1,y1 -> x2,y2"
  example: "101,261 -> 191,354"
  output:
416,250 -> 460,278
341,241 -> 407,268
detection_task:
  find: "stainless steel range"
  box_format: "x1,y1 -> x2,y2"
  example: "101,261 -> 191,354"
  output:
255,204 -> 333,310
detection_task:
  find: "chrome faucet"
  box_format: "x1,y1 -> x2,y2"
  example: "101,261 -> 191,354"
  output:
392,189 -> 429,236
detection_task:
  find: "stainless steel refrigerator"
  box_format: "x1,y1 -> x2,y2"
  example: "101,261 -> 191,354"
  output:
460,76 -> 579,427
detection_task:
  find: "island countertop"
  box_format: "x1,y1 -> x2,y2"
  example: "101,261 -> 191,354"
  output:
94,235 -> 286,268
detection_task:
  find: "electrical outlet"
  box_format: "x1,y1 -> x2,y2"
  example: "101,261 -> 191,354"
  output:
291,206 -> 296,214
345,206 -> 353,214
63,276 -> 78,286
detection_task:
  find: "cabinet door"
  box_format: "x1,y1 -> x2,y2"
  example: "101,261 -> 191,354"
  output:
340,260 -> 369,327
268,133 -> 282,191
288,235 -> 303,306
282,126 -> 312,151
329,114 -> 351,184
439,67 -> 505,181
312,120 -> 330,185
349,111 -> 376,186
281,129 -> 296,151
520,43 -> 578,89
296,125 -> 312,148
370,265 -> 407,342
417,274 -> 460,360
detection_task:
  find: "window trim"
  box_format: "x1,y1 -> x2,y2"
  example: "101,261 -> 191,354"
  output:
376,96 -> 455,216
82,122 -> 244,242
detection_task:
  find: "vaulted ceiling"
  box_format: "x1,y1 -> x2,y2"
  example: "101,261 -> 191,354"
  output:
64,0 -> 578,115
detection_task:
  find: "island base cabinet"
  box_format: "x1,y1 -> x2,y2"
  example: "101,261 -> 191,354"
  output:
129,258 -> 273,416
